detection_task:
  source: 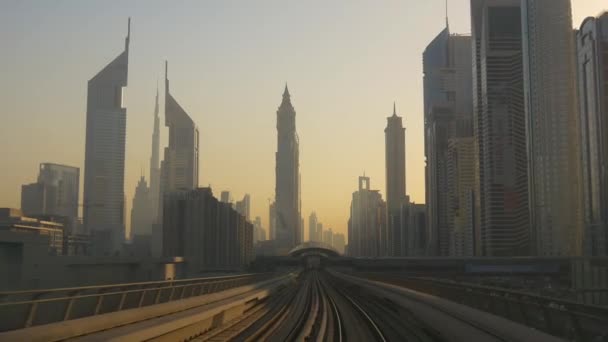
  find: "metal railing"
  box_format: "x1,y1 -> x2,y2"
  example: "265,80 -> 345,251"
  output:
365,274 -> 608,342
0,273 -> 274,332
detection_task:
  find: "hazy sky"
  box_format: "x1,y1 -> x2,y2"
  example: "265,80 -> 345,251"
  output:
0,0 -> 605,239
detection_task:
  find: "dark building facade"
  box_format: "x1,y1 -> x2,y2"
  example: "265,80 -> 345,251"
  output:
162,188 -> 254,273
577,12 -> 608,256
472,0 -> 530,256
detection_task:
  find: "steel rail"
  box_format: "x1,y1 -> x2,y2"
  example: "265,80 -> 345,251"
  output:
340,290 -> 388,342
335,271 -> 531,342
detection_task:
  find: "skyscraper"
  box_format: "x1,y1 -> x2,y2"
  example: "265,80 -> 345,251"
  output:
471,0 -> 530,256
155,61 -> 199,256
83,19 -> 130,255
577,12 -> 608,256
385,102 -> 407,257
159,61 -> 199,204
275,85 -> 301,252
347,175 -> 387,257
308,212 -> 318,242
130,176 -> 152,238
149,85 -> 161,222
522,0 -> 582,257
423,19 -> 473,256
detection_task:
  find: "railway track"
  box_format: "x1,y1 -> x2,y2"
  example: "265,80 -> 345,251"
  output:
186,270 -> 562,342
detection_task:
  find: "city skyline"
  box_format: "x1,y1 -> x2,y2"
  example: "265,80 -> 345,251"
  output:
0,1 -> 605,239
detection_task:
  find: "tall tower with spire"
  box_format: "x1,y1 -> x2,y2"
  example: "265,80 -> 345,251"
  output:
83,18 -> 130,255
385,102 -> 406,256
275,84 -> 301,252
149,84 -> 161,220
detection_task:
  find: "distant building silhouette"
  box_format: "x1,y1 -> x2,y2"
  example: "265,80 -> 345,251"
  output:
269,201 -> 276,240
235,194 -> 251,222
347,175 -> 387,257
162,188 -> 254,272
274,85 -> 301,253
316,222 -> 323,244
21,163 -> 79,233
332,232 -> 346,254
253,216 -> 266,242
323,227 -> 333,246
577,12 -> 608,256
130,176 -> 152,256
83,19 -> 130,255
130,176 -> 152,237
385,103 -> 407,256
130,85 -> 162,256
423,19 -> 473,256
149,84 -> 161,223
308,212 -> 318,242
472,0 -> 529,256
220,191 -> 231,204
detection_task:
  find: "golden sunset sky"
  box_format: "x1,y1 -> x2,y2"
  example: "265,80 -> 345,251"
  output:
0,0 -> 605,239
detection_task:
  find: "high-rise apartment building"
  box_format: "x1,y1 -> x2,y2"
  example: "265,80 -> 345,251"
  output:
347,176 -> 387,257
423,21 -> 473,256
385,103 -> 407,256
275,85 -> 301,252
522,0 -> 582,256
577,12 -> 608,256
83,20 -> 130,254
471,0 -> 530,256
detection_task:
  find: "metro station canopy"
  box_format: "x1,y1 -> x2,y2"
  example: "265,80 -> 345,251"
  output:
288,241 -> 341,257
